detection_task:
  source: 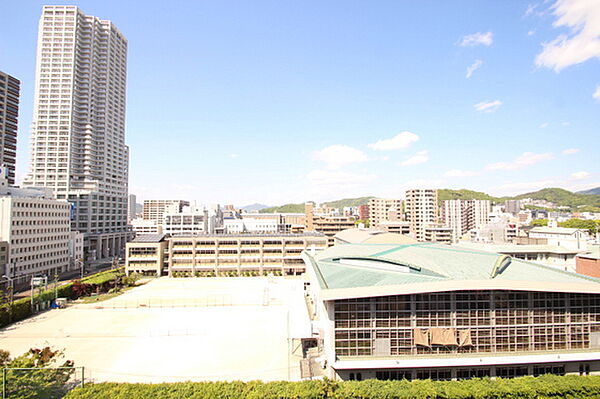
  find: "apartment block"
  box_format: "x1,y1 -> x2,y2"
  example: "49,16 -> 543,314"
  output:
0,71 -> 20,186
368,198 -> 403,227
125,233 -> 328,276
127,194 -> 137,222
305,202 -> 356,246
23,6 -> 130,260
442,199 -> 491,242
130,218 -> 162,236
405,189 -> 438,241
142,199 -> 190,222
423,224 -> 454,244
0,241 -> 8,277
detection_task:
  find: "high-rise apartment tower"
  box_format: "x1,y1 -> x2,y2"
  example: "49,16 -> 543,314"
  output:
24,5 -> 129,260
405,189 -> 438,241
0,71 -> 20,186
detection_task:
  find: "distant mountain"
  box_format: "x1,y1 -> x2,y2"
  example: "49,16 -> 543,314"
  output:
240,203 -> 270,212
513,188 -> 600,209
577,187 -> 600,195
322,196 -> 373,209
259,203 -> 305,213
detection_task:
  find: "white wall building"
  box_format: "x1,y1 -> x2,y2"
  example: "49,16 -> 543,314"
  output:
529,226 -> 589,251
442,199 -> 491,242
224,218 -> 279,234
23,5 -> 130,260
405,189 -> 438,241
0,170 -> 71,283
131,218 -> 162,236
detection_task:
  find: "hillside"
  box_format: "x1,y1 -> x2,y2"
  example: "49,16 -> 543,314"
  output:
578,187 -> 600,195
322,196 -> 373,209
240,203 -> 270,212
259,203 -> 305,213
513,188 -> 600,209
438,189 -> 500,202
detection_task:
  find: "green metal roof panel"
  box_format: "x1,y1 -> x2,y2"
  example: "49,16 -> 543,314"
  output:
308,243 -> 600,290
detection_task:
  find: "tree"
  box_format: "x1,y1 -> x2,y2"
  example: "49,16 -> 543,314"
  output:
559,218 -> 600,234
531,219 -> 548,227
2,347 -> 75,399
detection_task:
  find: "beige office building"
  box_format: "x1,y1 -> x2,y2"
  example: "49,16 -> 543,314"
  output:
368,198 -> 403,227
126,233 -> 328,276
305,202 -> 356,246
405,189 -> 438,241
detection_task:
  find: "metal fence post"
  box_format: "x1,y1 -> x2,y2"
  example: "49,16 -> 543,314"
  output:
2,367 -> 6,399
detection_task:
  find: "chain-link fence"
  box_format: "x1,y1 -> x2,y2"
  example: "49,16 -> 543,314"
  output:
1,366 -> 84,399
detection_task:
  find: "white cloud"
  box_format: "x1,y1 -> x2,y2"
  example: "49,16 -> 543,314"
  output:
229,153 -> 238,158
561,121 -> 571,126
496,179 -> 557,191
367,131 -> 420,151
562,148 -> 579,155
594,85 -> 600,100
474,100 -> 503,113
528,30 -> 536,36
466,59 -> 483,78
459,32 -> 494,47
306,169 -> 376,186
539,122 -> 549,128
401,150 -> 429,166
443,169 -> 480,177
312,145 -> 368,169
486,152 -> 554,171
403,179 -> 444,189
571,171 -> 591,180
535,0 -> 600,71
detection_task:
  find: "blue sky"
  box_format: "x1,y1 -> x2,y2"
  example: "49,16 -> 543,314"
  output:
1,0 -> 599,205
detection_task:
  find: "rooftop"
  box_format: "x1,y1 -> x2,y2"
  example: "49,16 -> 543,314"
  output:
303,243 -> 600,299
131,234 -> 167,243
335,228 -> 417,245
530,226 -> 585,235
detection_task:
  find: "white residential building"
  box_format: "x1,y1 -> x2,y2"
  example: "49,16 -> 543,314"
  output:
405,189 -> 438,241
442,199 -> 491,242
0,71 -> 20,186
131,218 -> 162,236
23,5 -> 130,261
142,199 -> 189,222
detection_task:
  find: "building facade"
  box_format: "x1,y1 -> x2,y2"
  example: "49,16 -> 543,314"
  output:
0,71 -> 20,186
405,189 -> 438,241
23,5 -> 130,260
126,233 -> 328,276
0,175 -> 71,284
442,199 -> 491,242
142,199 -> 190,222
303,243 -> 600,381
127,193 -> 137,222
368,198 -> 403,227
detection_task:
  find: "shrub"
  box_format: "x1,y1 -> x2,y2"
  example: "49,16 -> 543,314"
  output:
61,375 -> 600,399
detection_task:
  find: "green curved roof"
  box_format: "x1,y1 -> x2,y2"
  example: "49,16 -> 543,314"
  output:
305,243 -> 600,290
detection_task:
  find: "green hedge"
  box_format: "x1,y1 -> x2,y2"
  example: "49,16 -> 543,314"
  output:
63,375 -> 600,399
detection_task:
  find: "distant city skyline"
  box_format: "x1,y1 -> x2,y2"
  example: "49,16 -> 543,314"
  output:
1,0 -> 598,204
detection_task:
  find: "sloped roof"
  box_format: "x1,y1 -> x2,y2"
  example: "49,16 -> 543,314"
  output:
530,227 -> 583,235
303,243 -> 600,299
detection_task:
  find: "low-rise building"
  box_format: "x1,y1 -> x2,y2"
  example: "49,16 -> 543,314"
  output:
423,224 -> 453,244
470,217 -> 518,244
126,233 -> 328,277
529,226 -> 589,251
457,242 -> 584,272
302,243 -> 600,381
125,234 -> 168,276
576,247 -> 600,279
131,218 -> 163,236
377,221 -> 411,235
